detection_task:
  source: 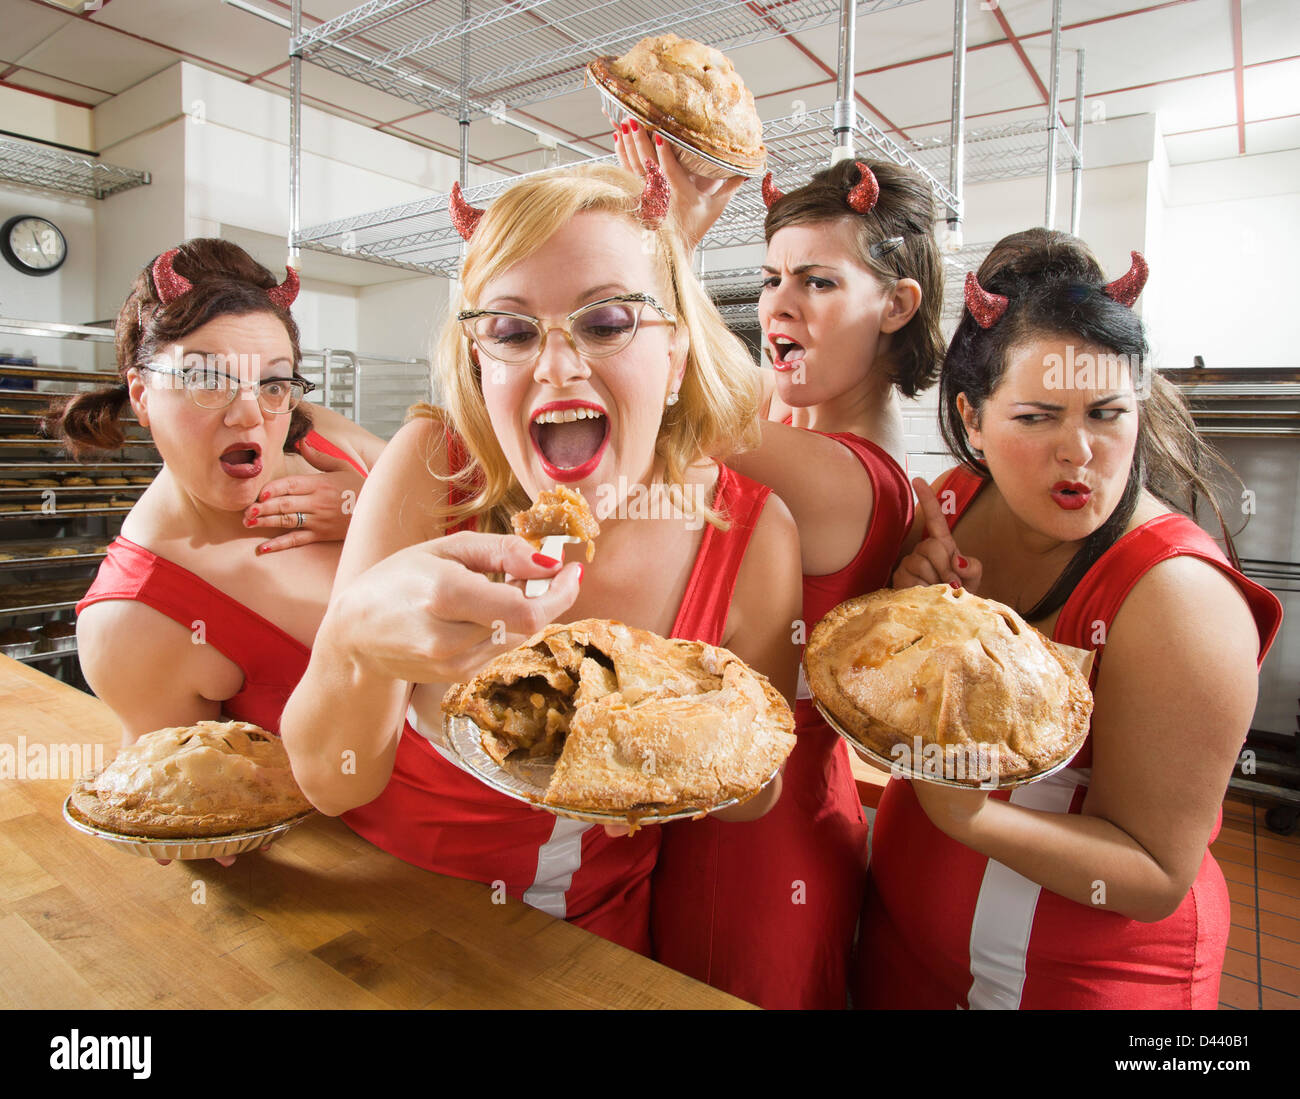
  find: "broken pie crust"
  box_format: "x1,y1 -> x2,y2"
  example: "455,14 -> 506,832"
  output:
512,486 -> 600,562
442,618 -> 795,819
805,585 -> 1093,786
68,720 -> 313,838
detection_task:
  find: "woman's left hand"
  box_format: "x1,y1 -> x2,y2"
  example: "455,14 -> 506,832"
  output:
908,776 -> 992,842
612,120 -> 744,250
244,438 -> 366,553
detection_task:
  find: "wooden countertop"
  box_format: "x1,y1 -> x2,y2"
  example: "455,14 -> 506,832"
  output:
0,656 -> 751,1010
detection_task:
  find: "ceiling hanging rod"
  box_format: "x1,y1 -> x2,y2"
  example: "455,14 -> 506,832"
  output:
831,0 -> 857,164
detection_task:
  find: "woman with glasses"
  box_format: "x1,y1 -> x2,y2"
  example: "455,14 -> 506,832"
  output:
52,239 -> 383,840
617,132 -> 945,1007
279,163 -> 802,956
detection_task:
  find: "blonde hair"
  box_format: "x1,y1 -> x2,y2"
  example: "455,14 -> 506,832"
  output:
413,162 -> 761,535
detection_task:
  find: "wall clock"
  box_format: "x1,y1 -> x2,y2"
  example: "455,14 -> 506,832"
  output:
1,215 -> 68,276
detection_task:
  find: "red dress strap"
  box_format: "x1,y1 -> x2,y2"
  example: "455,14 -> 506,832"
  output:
75,537 -> 310,733
301,428 -> 367,477
1054,513 -> 1282,671
933,464 -> 987,530
669,465 -> 771,645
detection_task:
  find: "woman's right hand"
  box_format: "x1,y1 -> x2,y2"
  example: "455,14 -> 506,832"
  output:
329,530 -> 583,684
893,477 -> 983,591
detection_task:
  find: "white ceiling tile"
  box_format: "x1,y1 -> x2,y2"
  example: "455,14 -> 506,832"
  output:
2,68 -> 111,105
94,0 -> 287,77
1244,57 -> 1300,122
1245,114 -> 1300,156
1162,126 -> 1239,165
0,0 -> 76,64
15,18 -> 177,94
263,64 -> 433,124
1093,72 -> 1238,135
1241,0 -> 1300,65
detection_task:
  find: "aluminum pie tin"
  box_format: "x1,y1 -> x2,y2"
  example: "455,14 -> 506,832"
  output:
443,712 -> 776,829
62,796 -> 315,860
811,698 -> 1079,791
592,79 -> 766,180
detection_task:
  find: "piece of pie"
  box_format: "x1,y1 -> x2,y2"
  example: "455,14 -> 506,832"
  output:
68,720 -> 313,838
805,584 -> 1093,785
443,618 -> 794,816
588,33 -> 766,173
512,486 -> 600,562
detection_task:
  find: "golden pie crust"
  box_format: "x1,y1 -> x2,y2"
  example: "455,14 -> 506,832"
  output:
805,585 -> 1093,784
443,618 -> 794,814
68,720 -> 312,838
512,486 -> 599,562
588,34 -> 765,170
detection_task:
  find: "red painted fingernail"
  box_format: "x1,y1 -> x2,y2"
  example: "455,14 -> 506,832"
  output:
955,555 -> 968,569
532,553 -> 560,568
950,579 -> 961,589
654,134 -> 663,146
620,122 -> 629,134
577,564 -> 584,584
249,507 -> 259,518
630,120 -> 638,132
260,491 -> 269,502
613,129 -> 620,141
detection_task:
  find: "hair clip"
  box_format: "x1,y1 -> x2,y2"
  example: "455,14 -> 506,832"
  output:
869,236 -> 904,261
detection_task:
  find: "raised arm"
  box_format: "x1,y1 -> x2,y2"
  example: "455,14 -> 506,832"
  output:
910,553 -> 1262,922
279,416 -> 581,815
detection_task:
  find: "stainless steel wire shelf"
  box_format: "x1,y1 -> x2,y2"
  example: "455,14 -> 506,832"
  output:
0,136 -> 150,200
293,0 -> 916,120
702,265 -> 763,302
908,118 -> 1081,186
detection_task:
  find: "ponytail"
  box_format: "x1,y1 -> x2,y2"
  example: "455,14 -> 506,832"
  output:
43,385 -> 132,458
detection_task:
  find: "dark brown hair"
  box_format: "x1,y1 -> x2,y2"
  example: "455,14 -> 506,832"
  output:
940,227 -> 1242,619
763,158 -> 945,398
45,238 -> 311,457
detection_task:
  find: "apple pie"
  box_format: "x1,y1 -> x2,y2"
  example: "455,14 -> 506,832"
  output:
443,618 -> 794,815
588,33 -> 766,174
805,585 -> 1093,784
68,720 -> 312,838
512,486 -> 599,562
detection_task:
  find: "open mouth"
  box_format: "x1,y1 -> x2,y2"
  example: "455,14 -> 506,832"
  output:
768,335 -> 807,372
1050,481 -> 1091,510
219,442 -> 263,480
528,403 -> 609,483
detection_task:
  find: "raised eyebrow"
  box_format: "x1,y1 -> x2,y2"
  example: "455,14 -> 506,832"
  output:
1089,393 -> 1129,407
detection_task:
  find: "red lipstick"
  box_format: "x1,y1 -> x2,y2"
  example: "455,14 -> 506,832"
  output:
529,400 -> 609,484
1050,481 -> 1091,510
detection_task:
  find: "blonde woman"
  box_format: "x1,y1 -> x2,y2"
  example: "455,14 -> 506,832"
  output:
281,164 -> 802,956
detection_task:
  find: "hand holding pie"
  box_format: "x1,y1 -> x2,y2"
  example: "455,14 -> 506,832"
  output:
894,477 -> 983,592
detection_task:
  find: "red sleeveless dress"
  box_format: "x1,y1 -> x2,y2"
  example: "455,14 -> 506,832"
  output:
340,459 -> 776,958
651,429 -> 913,1008
74,429 -> 366,734
853,466 -> 1283,1010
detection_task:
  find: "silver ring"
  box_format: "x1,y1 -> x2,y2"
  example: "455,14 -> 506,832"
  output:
295,511 -> 305,529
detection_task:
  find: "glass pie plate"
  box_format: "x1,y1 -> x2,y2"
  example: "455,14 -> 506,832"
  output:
443,712 -> 778,830
62,796 -> 315,860
591,76 -> 766,180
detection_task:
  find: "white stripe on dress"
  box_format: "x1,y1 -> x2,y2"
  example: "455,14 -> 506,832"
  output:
965,767 -> 1091,1010
405,704 -> 593,920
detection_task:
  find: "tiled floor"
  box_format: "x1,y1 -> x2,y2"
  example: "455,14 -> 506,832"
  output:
854,763 -> 1300,1009
1216,794 -> 1300,1011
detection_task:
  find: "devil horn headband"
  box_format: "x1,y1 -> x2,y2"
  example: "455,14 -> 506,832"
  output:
761,160 -> 880,215
964,250 -> 1150,329
761,172 -> 784,208
150,248 -> 300,310
450,163 -> 672,241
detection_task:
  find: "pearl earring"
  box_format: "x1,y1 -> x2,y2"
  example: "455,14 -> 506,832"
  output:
665,391 -> 679,407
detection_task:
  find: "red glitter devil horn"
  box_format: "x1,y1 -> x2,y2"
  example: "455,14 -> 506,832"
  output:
846,161 -> 880,215
449,182 -> 485,241
761,172 -> 784,208
267,265 -> 300,310
964,271 -> 1009,329
151,248 -> 193,305
1103,251 -> 1148,307
637,159 -> 670,227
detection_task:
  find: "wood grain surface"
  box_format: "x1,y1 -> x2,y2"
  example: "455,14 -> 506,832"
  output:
0,655 -> 751,1010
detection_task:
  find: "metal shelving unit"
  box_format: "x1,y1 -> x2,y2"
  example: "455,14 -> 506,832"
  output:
0,136 -> 150,201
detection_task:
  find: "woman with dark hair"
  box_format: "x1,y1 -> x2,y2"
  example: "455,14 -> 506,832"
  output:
855,228 -> 1282,1009
617,131 -> 944,1008
58,239 -> 383,844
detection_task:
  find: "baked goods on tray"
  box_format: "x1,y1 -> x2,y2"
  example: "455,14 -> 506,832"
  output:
588,33 -> 765,176
67,720 -> 312,838
805,584 -> 1093,786
512,486 -> 600,562
443,618 -> 794,816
